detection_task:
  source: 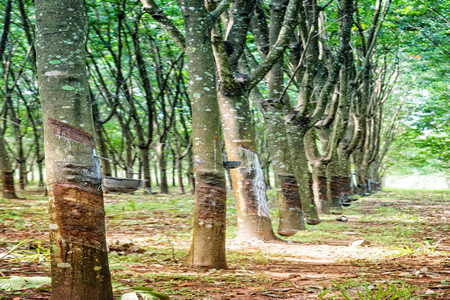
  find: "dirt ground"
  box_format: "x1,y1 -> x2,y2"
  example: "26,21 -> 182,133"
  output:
0,188 -> 449,299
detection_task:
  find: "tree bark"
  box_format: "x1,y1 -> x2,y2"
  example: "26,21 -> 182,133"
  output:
179,0 -> 228,269
210,0 -> 300,240
216,85 -> 276,240
187,147 -> 195,194
157,142 -> 169,193
0,0 -> 19,199
285,128 -> 320,222
0,136 -> 18,199
35,1 -> 113,298
263,0 -> 305,235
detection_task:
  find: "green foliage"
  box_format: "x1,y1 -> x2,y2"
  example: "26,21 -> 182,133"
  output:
0,276 -> 51,291
390,240 -> 441,258
319,280 -> 418,299
383,0 -> 450,174
119,286 -> 170,300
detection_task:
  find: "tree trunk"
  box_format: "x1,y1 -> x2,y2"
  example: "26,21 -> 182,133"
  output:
6,92 -> 26,191
353,151 -> 369,195
0,136 -> 19,199
35,1 -> 113,298
284,127 -> 320,223
218,92 -> 277,241
125,132 -> 134,178
171,149 -> 177,187
180,0 -> 227,269
15,133 -> 26,190
37,157 -> 44,187
261,102 -> 305,235
326,154 -> 345,210
311,162 -> 330,214
176,156 -> 185,194
157,142 -> 169,194
187,148 -> 195,194
262,0 -> 304,235
130,21 -> 154,194
140,146 -> 152,194
1,171 -> 18,199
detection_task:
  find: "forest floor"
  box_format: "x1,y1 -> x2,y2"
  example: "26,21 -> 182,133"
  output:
0,187 -> 449,299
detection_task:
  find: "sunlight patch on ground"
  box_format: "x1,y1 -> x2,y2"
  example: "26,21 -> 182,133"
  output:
225,240 -> 403,262
384,175 -> 449,189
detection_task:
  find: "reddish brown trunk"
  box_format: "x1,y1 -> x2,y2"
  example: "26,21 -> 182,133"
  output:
52,183 -> 105,245
2,171 -> 18,199
330,176 -> 345,209
185,170 -> 227,269
317,175 -> 329,214
339,176 -> 352,198
195,171 -> 227,220
277,174 -> 304,236
47,160 -> 112,300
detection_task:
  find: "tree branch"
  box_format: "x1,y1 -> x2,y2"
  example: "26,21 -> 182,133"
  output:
246,0 -> 299,90
319,0 -> 334,11
211,28 -> 240,92
140,0 -> 186,51
277,25 -> 314,103
223,0 -> 257,69
210,0 -> 234,21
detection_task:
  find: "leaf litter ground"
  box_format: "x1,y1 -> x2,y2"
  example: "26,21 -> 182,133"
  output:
0,188 -> 448,299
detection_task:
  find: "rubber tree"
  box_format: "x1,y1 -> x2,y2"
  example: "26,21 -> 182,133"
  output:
141,0 -> 298,241
210,0 -> 300,240
0,0 -> 19,199
250,0 -> 306,235
2,34 -> 33,192
276,0 -> 354,217
0,136 -> 19,199
130,16 -> 155,193
35,0 -> 113,298
141,0 -> 228,269
346,0 -> 393,194
304,3 -> 355,213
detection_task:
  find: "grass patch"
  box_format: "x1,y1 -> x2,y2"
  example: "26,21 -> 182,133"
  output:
1,185 -> 448,299
319,280 -> 421,299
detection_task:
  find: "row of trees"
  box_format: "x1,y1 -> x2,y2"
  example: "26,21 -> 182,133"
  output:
1,0 -> 446,298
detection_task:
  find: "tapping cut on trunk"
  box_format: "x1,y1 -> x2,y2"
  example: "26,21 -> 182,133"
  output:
53,161 -> 102,188
2,171 -> 19,199
195,171 -> 226,220
277,173 -> 304,236
279,174 -> 302,210
243,178 -> 259,215
52,183 -> 105,248
48,118 -> 96,148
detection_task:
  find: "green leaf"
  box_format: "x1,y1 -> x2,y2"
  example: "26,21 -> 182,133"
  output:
120,292 -> 139,300
138,292 -> 161,300
127,287 -> 170,300
133,286 -> 155,292
109,265 -> 129,270
22,276 -> 51,289
112,282 -> 125,288
0,276 -> 50,291
0,276 -> 26,291
62,85 -> 75,91
49,60 -> 61,64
